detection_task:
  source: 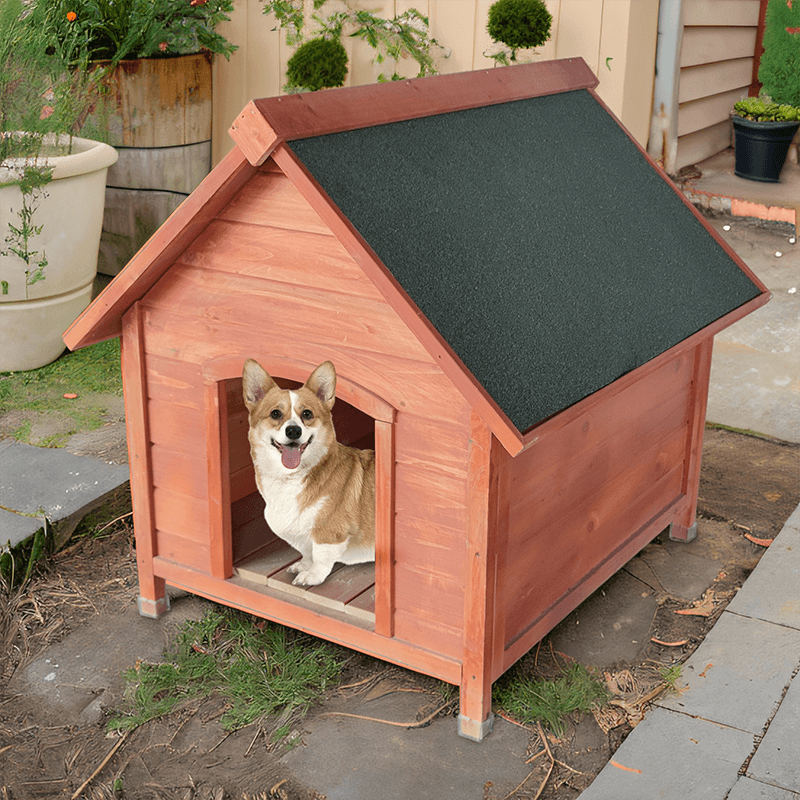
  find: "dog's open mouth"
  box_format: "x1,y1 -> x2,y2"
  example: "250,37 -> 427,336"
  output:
272,438 -> 311,470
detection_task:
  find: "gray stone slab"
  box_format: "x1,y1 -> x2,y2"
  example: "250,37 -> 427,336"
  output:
0,507 -> 44,548
657,611 -> 800,733
631,543 -> 722,601
748,674 -> 800,793
578,706 -> 753,800
282,691 -> 532,800
726,521 -> 800,629
0,441 -> 129,546
728,776 -> 800,799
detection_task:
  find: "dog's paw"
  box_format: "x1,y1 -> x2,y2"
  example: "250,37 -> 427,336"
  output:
287,560 -> 310,575
292,569 -> 325,587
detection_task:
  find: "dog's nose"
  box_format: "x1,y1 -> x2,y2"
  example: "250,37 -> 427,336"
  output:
285,425 -> 302,441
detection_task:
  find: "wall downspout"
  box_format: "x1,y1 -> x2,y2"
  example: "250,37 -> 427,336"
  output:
647,0 -> 684,176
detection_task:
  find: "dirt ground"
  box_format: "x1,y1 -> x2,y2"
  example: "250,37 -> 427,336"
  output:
1,426 -> 798,800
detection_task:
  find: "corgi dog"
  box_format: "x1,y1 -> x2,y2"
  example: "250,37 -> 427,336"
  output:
242,359 -> 375,586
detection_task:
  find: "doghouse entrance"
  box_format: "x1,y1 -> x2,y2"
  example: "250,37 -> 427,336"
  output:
204,362 -> 394,634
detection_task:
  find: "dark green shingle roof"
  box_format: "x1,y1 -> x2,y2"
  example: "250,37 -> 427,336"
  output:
290,89 -> 762,432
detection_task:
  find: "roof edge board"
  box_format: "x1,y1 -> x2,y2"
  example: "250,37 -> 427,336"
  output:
229,100 -> 284,167
244,59 -> 598,155
271,142 -> 526,456
64,146 -> 257,350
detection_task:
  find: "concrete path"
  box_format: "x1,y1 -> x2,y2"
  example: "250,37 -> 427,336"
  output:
578,503 -> 800,799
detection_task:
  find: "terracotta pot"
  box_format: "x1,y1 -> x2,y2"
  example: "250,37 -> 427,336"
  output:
0,135 -> 118,371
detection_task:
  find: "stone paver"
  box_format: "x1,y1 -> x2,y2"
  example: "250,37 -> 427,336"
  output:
657,611 -> 800,733
578,706 -> 753,800
748,675 -> 800,794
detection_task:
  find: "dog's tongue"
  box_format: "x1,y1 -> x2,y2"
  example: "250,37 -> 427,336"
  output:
281,445 -> 302,470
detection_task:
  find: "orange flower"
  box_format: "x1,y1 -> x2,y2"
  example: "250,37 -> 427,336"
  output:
158,41 -> 168,52
66,10 -> 77,20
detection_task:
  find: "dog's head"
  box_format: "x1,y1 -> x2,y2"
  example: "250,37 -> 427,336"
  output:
242,359 -> 337,473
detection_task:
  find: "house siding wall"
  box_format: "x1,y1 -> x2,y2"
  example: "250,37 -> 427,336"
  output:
676,0 -> 761,171
136,163 -> 471,659
211,0 -> 659,164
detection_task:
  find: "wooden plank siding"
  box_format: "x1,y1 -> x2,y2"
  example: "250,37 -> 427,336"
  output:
134,159 -> 474,665
675,0 -> 761,170
499,348 -> 697,659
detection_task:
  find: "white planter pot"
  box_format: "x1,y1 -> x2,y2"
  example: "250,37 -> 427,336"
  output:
0,135 -> 118,371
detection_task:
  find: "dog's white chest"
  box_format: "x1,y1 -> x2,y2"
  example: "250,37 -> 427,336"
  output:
257,474 -> 325,548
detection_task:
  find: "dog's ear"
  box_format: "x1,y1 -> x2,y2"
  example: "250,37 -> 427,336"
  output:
305,361 -> 336,411
242,359 -> 276,411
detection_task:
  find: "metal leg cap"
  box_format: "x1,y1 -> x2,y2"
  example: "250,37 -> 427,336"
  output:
137,594 -> 170,618
669,521 -> 698,542
457,712 -> 494,741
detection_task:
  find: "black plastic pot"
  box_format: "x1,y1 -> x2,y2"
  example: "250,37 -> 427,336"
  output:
731,115 -> 800,182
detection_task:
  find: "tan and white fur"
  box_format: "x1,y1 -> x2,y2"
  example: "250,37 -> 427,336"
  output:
242,359 -> 375,586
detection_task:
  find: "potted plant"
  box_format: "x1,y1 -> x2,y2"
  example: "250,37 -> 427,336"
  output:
485,0 -> 552,66
1,0 -> 118,372
731,0 -> 800,182
27,0 -> 238,277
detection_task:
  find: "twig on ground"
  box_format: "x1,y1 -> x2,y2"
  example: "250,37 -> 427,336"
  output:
70,730 -> 129,800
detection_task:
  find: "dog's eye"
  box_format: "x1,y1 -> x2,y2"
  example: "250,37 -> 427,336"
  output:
301,409 -> 314,421
270,409 -> 282,420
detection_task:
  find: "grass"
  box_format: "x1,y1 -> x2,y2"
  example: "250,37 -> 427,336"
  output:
108,607 -> 344,743
494,661 -> 610,736
0,338 -> 122,446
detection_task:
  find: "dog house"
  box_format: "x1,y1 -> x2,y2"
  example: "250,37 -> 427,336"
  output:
64,59 -> 769,740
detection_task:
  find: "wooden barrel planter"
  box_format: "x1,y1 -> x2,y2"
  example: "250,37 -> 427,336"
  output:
95,54 -> 213,276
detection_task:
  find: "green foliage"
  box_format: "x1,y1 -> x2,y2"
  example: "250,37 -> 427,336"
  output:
0,164 -> 52,295
29,0 -> 237,65
759,0 -> 800,106
263,1 -> 442,87
286,36 -> 348,92
494,661 -> 609,736
733,96 -> 800,122
108,608 -> 343,740
487,0 -> 552,62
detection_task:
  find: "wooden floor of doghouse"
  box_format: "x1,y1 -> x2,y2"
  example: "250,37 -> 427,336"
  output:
234,540 -> 376,624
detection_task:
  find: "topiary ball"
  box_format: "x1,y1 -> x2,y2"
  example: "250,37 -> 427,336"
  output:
487,0 -> 552,52
286,37 -> 348,92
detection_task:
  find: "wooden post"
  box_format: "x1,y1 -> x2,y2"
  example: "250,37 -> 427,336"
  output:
374,418 -> 395,638
206,377 -> 233,579
459,411 -> 498,740
671,338 -> 714,542
121,303 -> 169,617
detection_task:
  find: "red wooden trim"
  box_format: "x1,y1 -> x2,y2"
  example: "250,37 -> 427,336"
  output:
373,419 -> 395,638
235,60 -> 598,163
228,100 -> 282,167
152,556 -> 462,685
271,143 -> 526,457
750,0 -> 769,97
64,145 -> 257,350
678,338 -> 714,528
206,378 -> 233,579
201,354 -> 396,423
460,412 -> 498,733
121,303 -> 165,607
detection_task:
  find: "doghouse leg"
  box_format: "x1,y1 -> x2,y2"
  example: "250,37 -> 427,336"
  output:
458,697 -> 494,742
669,521 -> 698,542
137,575 -> 170,618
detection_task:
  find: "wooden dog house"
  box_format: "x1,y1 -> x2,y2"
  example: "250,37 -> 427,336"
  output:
64,59 -> 769,740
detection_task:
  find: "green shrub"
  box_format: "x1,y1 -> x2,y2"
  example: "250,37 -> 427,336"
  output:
733,96 -> 800,122
285,36 -> 348,93
487,0 -> 552,59
759,0 -> 800,106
